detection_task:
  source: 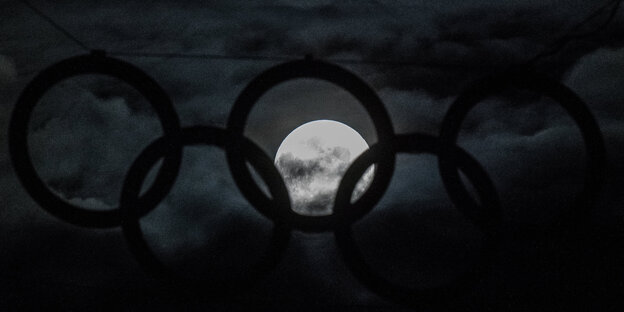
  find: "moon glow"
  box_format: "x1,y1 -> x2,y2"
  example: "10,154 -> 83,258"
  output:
275,120 -> 374,216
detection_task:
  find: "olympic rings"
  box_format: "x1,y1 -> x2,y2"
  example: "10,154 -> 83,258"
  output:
226,58 -> 396,232
9,53 -> 182,228
9,54 -> 607,309
334,133 -> 501,308
438,70 -> 607,232
120,126 -> 291,295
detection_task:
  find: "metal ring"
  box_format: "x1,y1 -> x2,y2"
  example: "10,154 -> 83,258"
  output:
120,126 -> 291,295
226,58 -> 396,232
438,70 -> 607,233
334,133 -> 501,308
8,53 -> 182,228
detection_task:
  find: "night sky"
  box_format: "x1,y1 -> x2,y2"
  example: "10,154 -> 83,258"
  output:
1,0 -> 624,310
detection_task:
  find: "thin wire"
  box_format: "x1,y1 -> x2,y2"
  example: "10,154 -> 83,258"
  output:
567,0 -> 620,37
14,0 -> 624,68
107,51 -> 294,62
105,0 -> 624,68
327,57 -> 486,69
18,0 -> 90,51
527,0 -> 622,65
108,51 -> 489,69
572,0 -> 622,39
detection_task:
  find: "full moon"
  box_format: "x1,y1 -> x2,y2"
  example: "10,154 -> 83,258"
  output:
275,120 -> 374,216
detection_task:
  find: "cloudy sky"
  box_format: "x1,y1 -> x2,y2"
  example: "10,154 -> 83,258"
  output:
1,0 -> 624,310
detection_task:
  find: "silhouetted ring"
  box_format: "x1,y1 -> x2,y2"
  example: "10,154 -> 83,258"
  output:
120,126 -> 291,295
438,70 -> 606,232
226,59 -> 395,232
9,53 -> 182,228
335,133 -> 501,308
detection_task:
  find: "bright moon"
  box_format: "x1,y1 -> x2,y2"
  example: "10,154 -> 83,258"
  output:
275,120 -> 374,216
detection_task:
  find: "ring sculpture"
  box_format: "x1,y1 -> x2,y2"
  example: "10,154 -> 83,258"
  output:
8,52 -> 607,309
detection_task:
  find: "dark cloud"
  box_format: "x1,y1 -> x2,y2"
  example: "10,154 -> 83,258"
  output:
0,55 -> 17,83
565,47 -> 624,118
26,75 -> 163,208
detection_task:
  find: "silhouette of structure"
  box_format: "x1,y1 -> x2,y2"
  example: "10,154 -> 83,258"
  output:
8,52 -> 607,310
